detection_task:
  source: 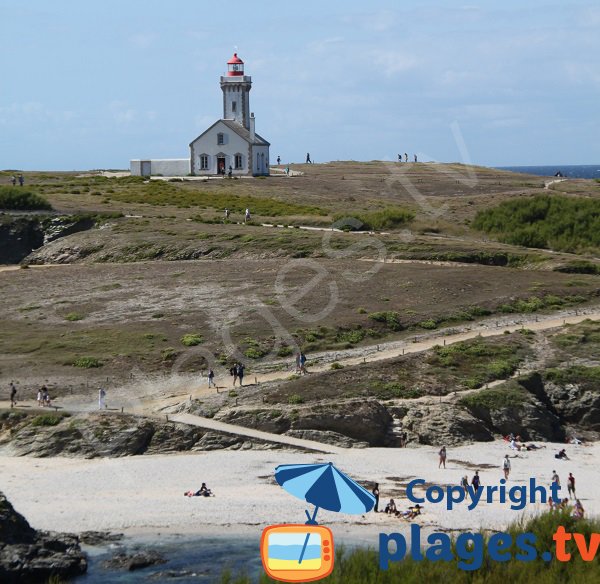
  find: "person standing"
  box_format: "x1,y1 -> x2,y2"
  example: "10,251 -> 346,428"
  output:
502,455 -> 511,480
230,364 -> 238,387
299,352 -> 307,375
567,473 -> 576,498
471,470 -> 481,491
18,174 -> 24,186
461,475 -> 469,498
277,156 -> 281,165
438,446 -> 447,469
372,483 -> 380,512
98,387 -> 106,409
208,369 -> 215,388
398,154 -> 402,162
245,208 -> 251,223
10,175 -> 16,186
37,387 -> 43,407
237,363 -> 245,386
414,154 -> 418,163
552,470 -> 560,491
224,208 -> 230,220
295,352 -> 301,374
404,153 -> 408,162
228,165 -> 233,178
9,382 -> 17,408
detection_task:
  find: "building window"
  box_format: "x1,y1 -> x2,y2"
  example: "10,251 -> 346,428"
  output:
200,154 -> 209,170
217,133 -> 224,145
232,101 -> 237,113
235,154 -> 243,169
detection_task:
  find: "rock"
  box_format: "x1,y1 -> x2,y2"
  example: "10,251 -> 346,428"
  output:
0,491 -> 87,583
402,404 -> 494,446
544,381 -> 600,432
103,550 -> 166,571
79,531 -> 124,546
284,429 -> 369,448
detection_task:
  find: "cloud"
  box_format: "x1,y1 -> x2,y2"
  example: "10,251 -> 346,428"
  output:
368,49 -> 418,77
129,32 -> 158,49
109,100 -> 137,124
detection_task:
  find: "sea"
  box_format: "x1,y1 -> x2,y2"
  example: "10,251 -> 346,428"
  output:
496,164 -> 600,179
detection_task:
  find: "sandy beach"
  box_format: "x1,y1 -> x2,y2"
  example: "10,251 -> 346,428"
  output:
1,440 -> 597,545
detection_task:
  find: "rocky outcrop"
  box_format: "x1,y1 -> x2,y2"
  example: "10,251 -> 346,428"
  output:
0,491 -> 87,583
543,381 -> 600,432
400,403 -> 495,446
217,399 -> 392,446
285,429 -> 369,448
0,412 -> 288,458
102,550 -> 166,572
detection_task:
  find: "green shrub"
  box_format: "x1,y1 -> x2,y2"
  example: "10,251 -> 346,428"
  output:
30,413 -> 69,427
418,319 -> 438,330
472,194 -> 600,253
277,345 -> 294,358
334,207 -> 415,231
288,394 -> 304,404
460,386 -> 528,410
181,333 -> 203,346
65,312 -> 84,321
0,186 -> 52,210
73,356 -> 102,368
368,311 -> 403,331
331,362 -> 344,370
245,347 -> 268,359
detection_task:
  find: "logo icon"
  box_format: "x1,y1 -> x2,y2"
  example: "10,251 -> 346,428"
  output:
260,462 -> 375,582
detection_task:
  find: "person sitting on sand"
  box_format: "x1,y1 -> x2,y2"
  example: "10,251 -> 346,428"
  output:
572,499 -> 584,519
568,436 -> 582,445
548,497 -> 555,510
559,498 -> 570,510
555,448 -> 569,460
184,483 -> 213,497
398,504 -> 423,520
384,499 -> 397,515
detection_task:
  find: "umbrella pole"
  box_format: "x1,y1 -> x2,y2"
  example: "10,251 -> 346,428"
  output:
298,506 -> 320,564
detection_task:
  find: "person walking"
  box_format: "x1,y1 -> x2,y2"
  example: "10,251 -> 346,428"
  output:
9,382 -> 17,408
552,470 -> 560,490
398,154 -> 402,162
228,165 -> 233,178
10,175 -> 16,186
306,152 -> 311,164
502,454 -> 511,480
245,208 -> 251,223
471,470 -> 481,491
230,364 -> 238,387
295,352 -> 301,374
414,154 -> 418,163
299,352 -> 307,375
37,387 -> 43,407
18,174 -> 24,186
237,363 -> 245,386
372,483 -> 380,512
567,473 -> 576,498
438,446 -> 447,468
98,387 -> 106,409
224,208 -> 230,220
404,153 -> 408,162
461,475 -> 469,498
208,369 -> 215,388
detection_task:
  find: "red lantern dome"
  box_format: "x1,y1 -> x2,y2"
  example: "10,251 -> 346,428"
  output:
227,53 -> 244,76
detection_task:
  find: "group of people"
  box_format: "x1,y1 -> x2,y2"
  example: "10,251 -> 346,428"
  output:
229,363 -> 246,386
10,174 -> 24,186
295,352 -> 307,375
397,153 -> 418,163
371,483 -> 423,520
36,386 -> 52,407
223,208 -> 251,223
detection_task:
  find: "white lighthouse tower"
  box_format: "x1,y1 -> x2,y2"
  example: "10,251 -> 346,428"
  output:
221,53 -> 252,129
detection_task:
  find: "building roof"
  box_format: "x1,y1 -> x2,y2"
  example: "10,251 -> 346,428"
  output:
228,53 -> 244,65
189,119 -> 270,147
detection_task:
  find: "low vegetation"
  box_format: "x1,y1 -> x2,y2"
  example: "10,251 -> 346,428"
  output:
0,186 -> 52,210
334,207 -> 415,231
472,194 -> 600,253
180,333 -> 204,347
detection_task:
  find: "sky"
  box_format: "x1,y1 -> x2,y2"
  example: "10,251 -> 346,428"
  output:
1,0 -> 599,170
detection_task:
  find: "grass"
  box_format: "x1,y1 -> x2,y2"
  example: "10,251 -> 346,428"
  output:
0,186 -> 52,210
472,194 -> 600,253
460,384 -> 529,410
181,333 -> 204,346
368,311 -> 403,331
334,207 -> 415,231
30,413 -> 70,427
72,356 -> 103,368
65,312 -> 85,321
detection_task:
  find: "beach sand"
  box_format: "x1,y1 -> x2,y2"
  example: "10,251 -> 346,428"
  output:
0,440 -> 597,545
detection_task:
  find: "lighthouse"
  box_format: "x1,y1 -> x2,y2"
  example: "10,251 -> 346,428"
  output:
131,52 -> 270,177
221,53 -> 252,129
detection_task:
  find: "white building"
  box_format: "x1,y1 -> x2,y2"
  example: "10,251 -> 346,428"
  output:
130,53 -> 270,177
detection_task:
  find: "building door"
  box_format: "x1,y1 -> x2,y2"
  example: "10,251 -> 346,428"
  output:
217,157 -> 226,175
141,160 -> 151,177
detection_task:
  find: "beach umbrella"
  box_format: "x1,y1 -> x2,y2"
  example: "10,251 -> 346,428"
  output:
275,462 -> 375,562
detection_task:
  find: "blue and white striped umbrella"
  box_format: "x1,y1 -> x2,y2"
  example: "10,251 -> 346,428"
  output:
275,462 -> 375,518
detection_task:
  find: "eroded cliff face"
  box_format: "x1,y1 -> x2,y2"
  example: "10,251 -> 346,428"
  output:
0,214 -> 96,264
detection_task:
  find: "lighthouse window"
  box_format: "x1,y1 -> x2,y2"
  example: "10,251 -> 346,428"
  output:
235,154 -> 243,169
232,101 -> 237,113
217,133 -> 224,145
200,154 -> 209,170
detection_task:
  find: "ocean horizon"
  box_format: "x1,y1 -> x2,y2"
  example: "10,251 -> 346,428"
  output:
496,164 -> 600,179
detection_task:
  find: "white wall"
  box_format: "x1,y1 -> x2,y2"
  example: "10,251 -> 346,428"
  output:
130,159 -> 190,176
252,145 -> 270,176
190,121 -> 251,175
